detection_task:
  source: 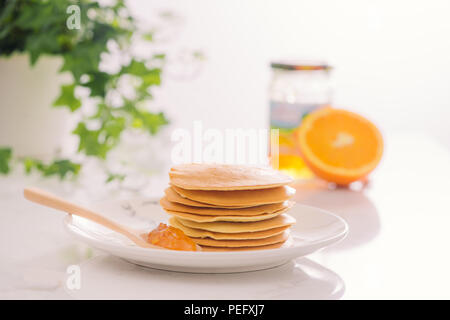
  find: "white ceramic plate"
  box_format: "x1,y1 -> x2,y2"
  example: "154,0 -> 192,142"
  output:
64,198 -> 348,273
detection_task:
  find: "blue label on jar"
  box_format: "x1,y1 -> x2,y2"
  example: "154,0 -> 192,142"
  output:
270,101 -> 322,129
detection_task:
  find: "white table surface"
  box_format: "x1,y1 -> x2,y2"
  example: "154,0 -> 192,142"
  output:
1,133 -> 450,299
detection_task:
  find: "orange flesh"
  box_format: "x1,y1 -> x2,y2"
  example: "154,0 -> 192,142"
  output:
297,108 -> 383,185
304,113 -> 379,168
147,223 -> 198,251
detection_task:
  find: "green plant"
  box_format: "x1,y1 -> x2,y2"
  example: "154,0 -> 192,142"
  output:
0,0 -> 170,180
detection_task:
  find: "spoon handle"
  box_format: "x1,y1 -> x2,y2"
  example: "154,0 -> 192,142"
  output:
24,187 -> 157,249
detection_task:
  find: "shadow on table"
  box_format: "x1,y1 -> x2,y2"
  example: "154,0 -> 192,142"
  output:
293,179 -> 381,251
65,255 -> 345,300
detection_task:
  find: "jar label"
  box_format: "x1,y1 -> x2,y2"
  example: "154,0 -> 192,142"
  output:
270,101 -> 321,130
270,100 -> 326,159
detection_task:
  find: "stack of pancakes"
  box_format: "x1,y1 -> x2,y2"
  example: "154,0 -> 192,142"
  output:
160,164 -> 296,251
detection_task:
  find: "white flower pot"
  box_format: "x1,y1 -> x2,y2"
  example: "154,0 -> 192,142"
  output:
0,54 -> 72,158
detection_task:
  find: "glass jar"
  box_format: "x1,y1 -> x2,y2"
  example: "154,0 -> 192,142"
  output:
269,60 -> 332,179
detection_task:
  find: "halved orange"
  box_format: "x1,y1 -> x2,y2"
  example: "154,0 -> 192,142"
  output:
296,107 -> 383,185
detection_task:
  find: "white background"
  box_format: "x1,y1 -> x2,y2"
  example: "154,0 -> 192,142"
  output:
128,0 -> 450,148
2,1 -> 450,299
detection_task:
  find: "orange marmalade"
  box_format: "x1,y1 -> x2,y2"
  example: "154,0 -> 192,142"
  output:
147,223 -> 198,251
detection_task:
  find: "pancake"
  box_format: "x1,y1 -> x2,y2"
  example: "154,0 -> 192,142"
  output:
171,185 -> 296,207
169,163 -> 293,191
164,187 -> 251,208
169,217 -> 290,240
190,231 -> 289,248
166,206 -> 288,222
160,196 -> 292,216
173,214 -> 296,233
199,241 -> 287,252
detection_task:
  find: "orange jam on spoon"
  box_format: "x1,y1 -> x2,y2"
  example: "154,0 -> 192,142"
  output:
147,223 -> 199,251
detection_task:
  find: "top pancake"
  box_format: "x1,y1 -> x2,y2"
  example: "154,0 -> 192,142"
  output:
169,163 -> 293,190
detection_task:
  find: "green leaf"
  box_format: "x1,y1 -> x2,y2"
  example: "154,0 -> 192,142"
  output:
60,43 -> 104,80
131,118 -> 143,128
22,157 -> 81,179
141,68 -> 161,87
85,72 -> 110,97
14,3 -> 53,30
122,59 -> 149,76
142,32 -> 153,41
23,157 -> 35,174
53,84 -> 81,112
136,68 -> 161,97
89,102 -> 111,120
137,111 -> 169,135
92,23 -> 116,45
153,53 -> 165,60
0,0 -> 17,26
105,172 -> 126,183
0,147 -> 13,174
73,122 -> 109,159
41,160 -> 81,179
193,50 -> 206,61
26,30 -> 61,65
104,117 -> 126,139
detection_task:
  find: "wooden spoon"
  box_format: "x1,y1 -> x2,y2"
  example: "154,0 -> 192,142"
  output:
24,187 -> 161,249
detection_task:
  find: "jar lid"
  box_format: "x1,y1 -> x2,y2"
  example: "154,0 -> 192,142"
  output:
270,60 -> 331,71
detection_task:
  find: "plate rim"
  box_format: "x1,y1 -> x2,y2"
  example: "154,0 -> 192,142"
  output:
63,200 -> 348,257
